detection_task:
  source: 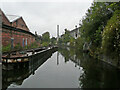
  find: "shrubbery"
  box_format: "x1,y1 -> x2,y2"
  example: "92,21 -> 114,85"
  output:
2,44 -> 11,52
102,10 -> 120,55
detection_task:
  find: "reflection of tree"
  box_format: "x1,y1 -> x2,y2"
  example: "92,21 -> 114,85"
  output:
79,56 -> 120,88
58,47 -> 70,63
69,48 -> 75,57
58,47 -> 120,88
58,47 -> 77,63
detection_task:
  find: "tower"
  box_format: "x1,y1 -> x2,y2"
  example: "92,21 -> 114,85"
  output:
57,25 -> 59,44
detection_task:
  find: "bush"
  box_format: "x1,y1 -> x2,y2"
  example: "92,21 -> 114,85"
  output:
2,44 -> 11,52
28,42 -> 39,49
42,42 -> 49,47
102,10 -> 120,55
70,37 -> 75,47
75,37 -> 84,51
14,43 -> 22,50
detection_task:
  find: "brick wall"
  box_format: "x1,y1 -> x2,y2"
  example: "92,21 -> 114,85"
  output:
2,29 -> 11,46
1,11 -> 11,26
11,17 -> 29,32
2,28 -> 35,47
1,9 -> 36,48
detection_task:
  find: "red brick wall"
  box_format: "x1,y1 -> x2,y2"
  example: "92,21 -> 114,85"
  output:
1,10 -> 29,32
2,28 -> 35,47
1,11 -> 11,26
12,17 -> 29,32
1,10 -> 36,48
2,29 -> 11,46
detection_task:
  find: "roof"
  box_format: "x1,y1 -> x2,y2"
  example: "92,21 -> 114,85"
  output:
70,28 -> 79,33
6,15 -> 21,22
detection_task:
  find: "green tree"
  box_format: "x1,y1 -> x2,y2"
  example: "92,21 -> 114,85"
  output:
41,32 -> 50,47
50,37 -> 56,45
102,10 -> 120,55
81,2 -> 112,43
62,29 -> 71,44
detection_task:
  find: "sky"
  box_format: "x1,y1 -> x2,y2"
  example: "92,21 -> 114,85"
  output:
1,0 -> 93,37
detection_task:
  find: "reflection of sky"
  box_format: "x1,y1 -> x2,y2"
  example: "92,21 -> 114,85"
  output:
1,0 -> 93,37
7,48 -> 120,88
8,51 -> 84,88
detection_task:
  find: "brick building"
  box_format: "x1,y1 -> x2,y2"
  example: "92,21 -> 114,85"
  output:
1,9 -> 36,48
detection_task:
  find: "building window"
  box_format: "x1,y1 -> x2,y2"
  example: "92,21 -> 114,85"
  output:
76,33 -> 77,37
23,38 -> 24,47
22,24 -> 24,28
11,38 -> 14,49
26,38 -> 27,46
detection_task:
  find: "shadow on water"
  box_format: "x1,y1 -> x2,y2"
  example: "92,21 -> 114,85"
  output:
58,47 -> 120,88
2,48 -> 57,90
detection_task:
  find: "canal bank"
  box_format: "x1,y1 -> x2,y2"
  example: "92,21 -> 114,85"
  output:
88,49 -> 120,70
2,47 -> 57,90
59,44 -> 120,70
2,46 -> 58,70
2,47 -> 120,89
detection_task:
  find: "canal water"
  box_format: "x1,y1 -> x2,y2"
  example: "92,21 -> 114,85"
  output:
2,47 -> 120,89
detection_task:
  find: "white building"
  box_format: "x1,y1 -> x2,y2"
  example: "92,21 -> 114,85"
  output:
69,27 -> 80,39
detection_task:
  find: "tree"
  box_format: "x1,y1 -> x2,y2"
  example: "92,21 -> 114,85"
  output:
51,37 -> 56,45
81,2 -> 112,44
102,10 -> 120,55
42,32 -> 50,42
62,29 -> 71,44
41,32 -> 50,47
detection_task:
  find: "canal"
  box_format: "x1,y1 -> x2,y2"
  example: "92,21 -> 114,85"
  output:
2,47 -> 120,89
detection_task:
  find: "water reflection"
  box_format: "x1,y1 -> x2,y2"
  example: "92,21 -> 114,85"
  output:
57,52 -> 59,65
2,47 -> 120,89
58,47 -> 120,88
2,48 -> 57,90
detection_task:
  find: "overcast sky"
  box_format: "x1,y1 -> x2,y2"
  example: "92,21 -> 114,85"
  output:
1,0 -> 93,37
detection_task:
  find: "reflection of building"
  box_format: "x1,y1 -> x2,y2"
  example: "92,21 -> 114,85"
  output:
2,48 -> 57,89
57,52 -> 59,65
1,9 -> 36,47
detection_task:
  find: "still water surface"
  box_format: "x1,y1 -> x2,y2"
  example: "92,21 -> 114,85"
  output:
3,47 -> 120,89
